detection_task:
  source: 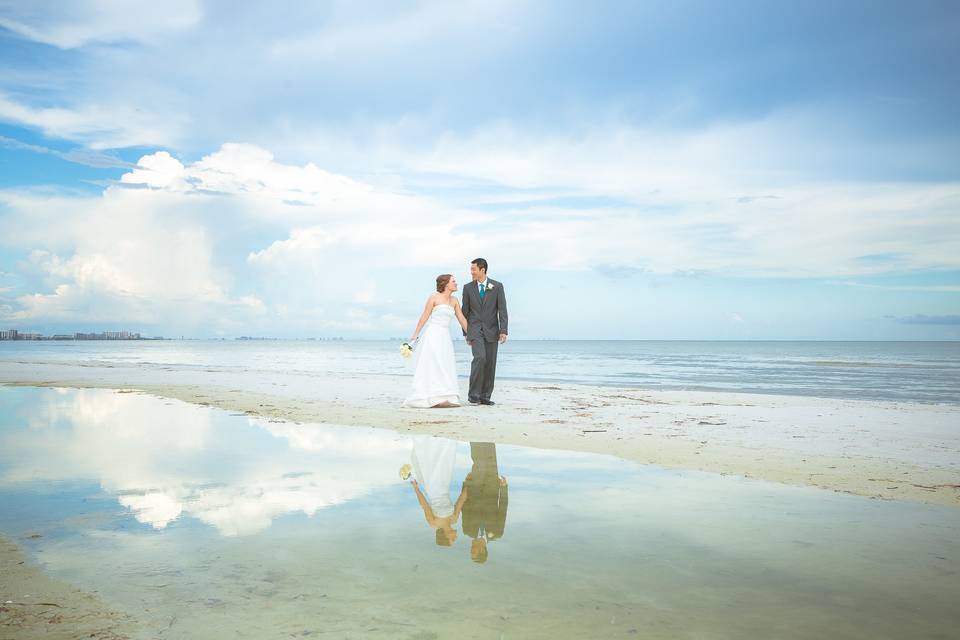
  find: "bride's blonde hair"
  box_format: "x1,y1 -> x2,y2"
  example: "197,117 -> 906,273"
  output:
436,274 -> 453,293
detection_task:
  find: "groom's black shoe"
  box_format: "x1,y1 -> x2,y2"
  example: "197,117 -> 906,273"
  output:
468,397 -> 481,404
480,399 -> 496,405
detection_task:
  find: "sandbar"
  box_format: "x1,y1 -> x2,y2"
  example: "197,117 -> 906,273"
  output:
1,359 -> 958,507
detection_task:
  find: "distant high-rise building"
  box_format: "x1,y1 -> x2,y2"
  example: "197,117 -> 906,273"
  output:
73,331 -> 142,340
1,329 -> 143,340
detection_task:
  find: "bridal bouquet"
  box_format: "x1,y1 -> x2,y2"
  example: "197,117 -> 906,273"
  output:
400,342 -> 414,358
399,463 -> 412,480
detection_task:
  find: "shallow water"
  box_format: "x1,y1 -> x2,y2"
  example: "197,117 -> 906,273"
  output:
1,386 -> 958,639
2,339 -> 958,403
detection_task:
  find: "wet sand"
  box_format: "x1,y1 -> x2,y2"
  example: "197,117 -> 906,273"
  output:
0,536 -> 135,638
2,360 -> 958,507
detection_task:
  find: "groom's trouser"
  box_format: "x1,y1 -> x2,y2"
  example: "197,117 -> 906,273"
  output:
469,339 -> 499,401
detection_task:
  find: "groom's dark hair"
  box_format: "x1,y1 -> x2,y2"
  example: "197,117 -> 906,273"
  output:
472,258 -> 488,273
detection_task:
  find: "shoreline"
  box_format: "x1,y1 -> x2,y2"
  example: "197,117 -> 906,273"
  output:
2,360 -> 958,508
0,535 -> 135,638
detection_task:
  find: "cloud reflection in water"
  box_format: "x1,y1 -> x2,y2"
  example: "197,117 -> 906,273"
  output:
0,388 -> 411,535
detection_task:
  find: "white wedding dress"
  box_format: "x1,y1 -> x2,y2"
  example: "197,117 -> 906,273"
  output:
410,435 -> 457,517
402,304 -> 461,408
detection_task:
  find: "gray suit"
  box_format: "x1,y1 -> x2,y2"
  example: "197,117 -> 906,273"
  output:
462,443 -> 508,540
461,278 -> 508,402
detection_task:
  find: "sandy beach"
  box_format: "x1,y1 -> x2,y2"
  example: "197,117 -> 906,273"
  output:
1,359 -> 957,508
1,535 -> 134,638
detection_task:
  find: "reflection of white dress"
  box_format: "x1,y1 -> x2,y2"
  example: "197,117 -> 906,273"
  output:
410,436 -> 457,517
402,304 -> 461,408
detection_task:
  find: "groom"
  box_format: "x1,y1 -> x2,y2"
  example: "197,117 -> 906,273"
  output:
461,442 -> 508,563
461,258 -> 508,405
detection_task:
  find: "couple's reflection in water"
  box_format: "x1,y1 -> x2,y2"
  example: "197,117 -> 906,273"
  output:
407,437 -> 508,562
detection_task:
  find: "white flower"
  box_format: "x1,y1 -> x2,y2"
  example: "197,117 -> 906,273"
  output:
400,342 -> 413,358
486,283 -> 495,290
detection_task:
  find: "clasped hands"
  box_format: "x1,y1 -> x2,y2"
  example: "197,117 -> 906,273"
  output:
466,333 -> 508,346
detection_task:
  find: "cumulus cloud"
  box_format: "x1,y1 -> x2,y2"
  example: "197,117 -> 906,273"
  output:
119,150 -> 186,188
0,143 -> 479,333
2,138 -> 958,335
0,175 -> 261,331
121,144 -> 421,219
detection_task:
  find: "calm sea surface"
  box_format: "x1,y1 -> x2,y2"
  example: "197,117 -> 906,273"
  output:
1,387 -> 958,638
2,339 -> 958,404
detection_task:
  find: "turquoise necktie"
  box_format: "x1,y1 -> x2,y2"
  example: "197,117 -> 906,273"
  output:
479,284 -> 486,301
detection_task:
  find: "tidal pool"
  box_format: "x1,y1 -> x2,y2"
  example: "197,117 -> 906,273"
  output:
0,386 -> 957,639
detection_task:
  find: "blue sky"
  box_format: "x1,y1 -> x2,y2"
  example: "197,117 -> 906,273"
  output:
0,0 -> 958,339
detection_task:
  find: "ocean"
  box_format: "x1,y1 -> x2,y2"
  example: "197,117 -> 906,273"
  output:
1,339 -> 957,404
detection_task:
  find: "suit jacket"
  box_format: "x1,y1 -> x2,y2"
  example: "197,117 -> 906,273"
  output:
462,443 -> 508,540
461,278 -> 508,343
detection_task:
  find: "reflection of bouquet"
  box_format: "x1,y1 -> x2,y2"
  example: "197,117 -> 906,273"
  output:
400,342 -> 414,358
399,464 -> 412,480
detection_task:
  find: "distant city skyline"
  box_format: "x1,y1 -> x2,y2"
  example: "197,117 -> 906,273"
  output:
0,2 -> 958,340
0,328 -> 147,340
2,325 -> 958,343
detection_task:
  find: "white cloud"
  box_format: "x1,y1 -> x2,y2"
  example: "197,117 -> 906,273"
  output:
0,135 -> 133,168
0,93 -> 184,149
120,151 -> 186,189
0,143 -> 480,332
0,0 -> 202,49
270,0 -> 525,59
0,2 -> 539,153
2,137 -> 958,335
0,181 -> 254,329
309,117 -> 960,277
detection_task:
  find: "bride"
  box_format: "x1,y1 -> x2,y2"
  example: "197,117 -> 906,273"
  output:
402,274 -> 469,408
